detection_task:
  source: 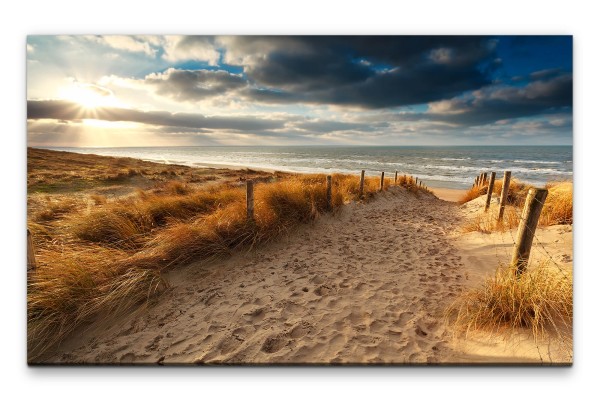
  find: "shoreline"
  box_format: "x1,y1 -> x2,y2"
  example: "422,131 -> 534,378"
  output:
35,146 -> 570,192
29,147 -> 471,197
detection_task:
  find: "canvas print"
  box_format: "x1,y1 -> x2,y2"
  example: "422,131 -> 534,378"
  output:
26,35 -> 573,365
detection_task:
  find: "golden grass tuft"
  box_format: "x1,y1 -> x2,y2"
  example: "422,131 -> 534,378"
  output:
541,182 -> 573,226
71,187 -> 245,248
447,262 -> 572,342
33,197 -> 80,222
27,246 -> 165,360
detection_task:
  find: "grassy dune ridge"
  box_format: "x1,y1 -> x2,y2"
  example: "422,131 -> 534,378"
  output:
27,148 -> 428,359
459,180 -> 573,232
450,179 -> 573,342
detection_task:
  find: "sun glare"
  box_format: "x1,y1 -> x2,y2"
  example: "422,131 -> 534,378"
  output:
59,82 -> 123,109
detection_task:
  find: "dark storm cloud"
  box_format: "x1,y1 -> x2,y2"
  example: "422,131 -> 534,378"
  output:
145,68 -> 247,101
430,73 -> 572,126
373,72 -> 572,127
27,100 -> 285,131
222,36 -> 498,109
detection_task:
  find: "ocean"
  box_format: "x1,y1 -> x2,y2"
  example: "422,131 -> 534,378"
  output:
45,146 -> 573,190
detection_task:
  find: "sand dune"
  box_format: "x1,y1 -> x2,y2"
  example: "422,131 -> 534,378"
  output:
44,187 -> 572,365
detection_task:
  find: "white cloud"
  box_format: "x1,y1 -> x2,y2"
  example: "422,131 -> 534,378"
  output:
27,43 -> 34,53
161,36 -> 220,65
94,35 -> 157,57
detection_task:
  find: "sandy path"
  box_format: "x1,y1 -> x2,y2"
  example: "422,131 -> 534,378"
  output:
47,187 -> 468,364
45,187 -> 571,365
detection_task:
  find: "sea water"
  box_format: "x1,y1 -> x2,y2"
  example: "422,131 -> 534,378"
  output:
45,146 -> 573,190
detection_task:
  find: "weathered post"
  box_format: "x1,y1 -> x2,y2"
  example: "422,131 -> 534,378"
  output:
511,188 -> 548,275
475,176 -> 480,186
380,172 -> 385,191
27,229 -> 36,272
484,171 -> 496,212
246,180 -> 254,222
394,171 -> 398,184
497,171 -> 512,221
483,172 -> 488,186
326,175 -> 332,211
359,170 -> 365,198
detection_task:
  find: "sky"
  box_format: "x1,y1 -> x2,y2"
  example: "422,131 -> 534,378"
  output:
26,35 -> 573,147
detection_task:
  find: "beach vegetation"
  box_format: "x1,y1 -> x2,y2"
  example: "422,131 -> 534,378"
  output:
447,261 -> 572,343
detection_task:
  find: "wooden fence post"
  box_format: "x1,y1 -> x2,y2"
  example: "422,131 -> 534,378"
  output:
326,175 -> 332,211
497,171 -> 512,221
246,180 -> 254,222
394,171 -> 398,184
484,171 -> 496,212
359,170 -> 365,198
27,229 -> 36,272
479,173 -> 485,187
380,172 -> 385,191
511,188 -> 548,275
482,172 -> 488,186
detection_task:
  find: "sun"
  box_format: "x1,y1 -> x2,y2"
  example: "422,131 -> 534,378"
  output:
59,82 -> 123,109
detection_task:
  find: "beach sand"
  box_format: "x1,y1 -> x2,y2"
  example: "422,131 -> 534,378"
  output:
42,186 -> 572,365
429,187 -> 464,203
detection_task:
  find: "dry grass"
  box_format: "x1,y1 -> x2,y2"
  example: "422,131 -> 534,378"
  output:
447,262 -> 572,342
460,180 -> 572,233
32,197 -> 81,222
458,185 -> 489,204
28,245 -> 165,359
460,207 -> 521,234
27,151 -> 428,360
459,179 -> 532,205
541,182 -> 573,226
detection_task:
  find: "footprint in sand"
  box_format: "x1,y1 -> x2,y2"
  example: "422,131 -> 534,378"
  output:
145,335 -> 164,352
415,326 -> 428,337
218,335 -> 244,355
314,284 -> 335,297
396,311 -> 414,326
243,308 -> 266,324
261,335 -> 288,354
289,322 -> 312,339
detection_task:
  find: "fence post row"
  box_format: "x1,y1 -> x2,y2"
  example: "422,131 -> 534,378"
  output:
326,175 -> 332,211
484,171 -> 496,212
497,171 -> 512,221
246,180 -> 254,222
511,188 -> 548,275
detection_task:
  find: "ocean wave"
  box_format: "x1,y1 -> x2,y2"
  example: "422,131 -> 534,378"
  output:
513,159 -> 562,165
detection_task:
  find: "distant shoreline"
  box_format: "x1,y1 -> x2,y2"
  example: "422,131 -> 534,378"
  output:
31,145 -> 571,192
